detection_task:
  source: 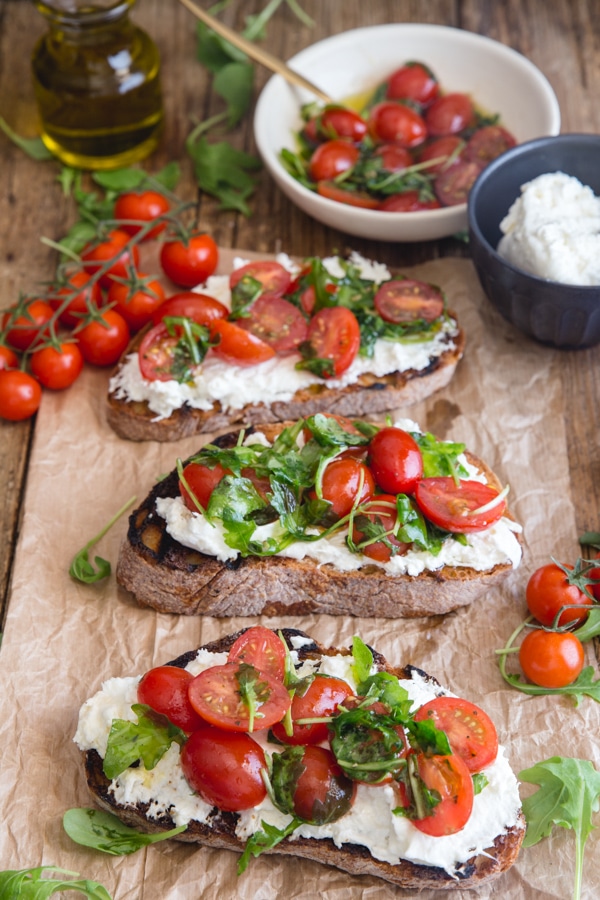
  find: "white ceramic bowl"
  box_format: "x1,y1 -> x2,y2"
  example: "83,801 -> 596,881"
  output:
254,24 -> 561,242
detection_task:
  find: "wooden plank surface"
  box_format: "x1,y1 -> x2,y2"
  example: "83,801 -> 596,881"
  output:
1,0 -> 599,631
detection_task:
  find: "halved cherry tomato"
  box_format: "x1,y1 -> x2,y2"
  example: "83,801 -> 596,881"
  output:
229,260 -> 292,297
210,319 -> 276,366
415,477 -> 506,533
367,426 -> 423,494
137,665 -> 205,732
368,102 -> 427,148
3,299 -> 54,351
386,62 -> 439,106
181,724 -> 267,811
525,562 -> 593,627
379,191 -> 441,212
374,279 -> 444,323
409,752 -> 474,836
418,136 -> 465,175
30,342 -> 83,390
309,139 -> 360,181
228,627 -> 286,681
296,280 -> 338,315
0,346 -> 18,371
304,307 -> 360,378
352,495 -> 410,562
49,270 -> 102,328
160,232 -> 219,289
425,93 -> 475,136
284,745 -> 356,824
0,370 -> 42,421
138,323 -> 181,382
414,696 -> 499,773
465,125 -> 516,165
108,272 -> 166,332
272,675 -> 355,745
179,461 -> 231,511
373,143 -> 413,172
81,229 -> 140,289
318,457 -> 375,518
519,629 -> 585,689
238,295 -> 308,352
114,189 -> 170,240
76,309 -> 130,366
188,663 -> 290,732
151,292 -> 229,326
315,106 -> 368,143
434,159 -> 482,206
316,181 -> 381,209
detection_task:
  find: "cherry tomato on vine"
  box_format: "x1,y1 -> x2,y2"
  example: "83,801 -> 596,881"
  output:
368,102 -> 427,148
160,232 -> 219,288
407,752 -> 474,837
229,260 -> 291,297
180,725 -> 267,811
525,562 -> 593,627
386,62 -> 439,106
425,93 -> 475,136
151,292 -> 228,326
415,477 -> 506,534
114,189 -> 171,240
316,181 -> 380,209
179,461 -> 231,511
304,307 -> 361,378
228,627 -> 287,681
318,457 -> 375,518
519,629 -> 585,688
309,139 -> 360,182
108,272 -> 166,332
0,370 -> 42,421
188,662 -> 290,732
3,299 -> 54,351
137,665 -> 204,732
375,279 -> 444,324
367,426 -> 423,494
379,191 -> 441,212
239,295 -> 308,353
30,342 -> 83,390
414,696 -> 498,773
210,319 -> 276,366
76,309 -> 130,366
0,345 -> 19,370
271,675 -> 355,745
81,229 -> 140,289
351,495 -> 410,562
49,270 -> 103,328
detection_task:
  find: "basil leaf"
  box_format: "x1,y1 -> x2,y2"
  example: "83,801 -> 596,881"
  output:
103,704 -> 187,779
63,808 -> 186,856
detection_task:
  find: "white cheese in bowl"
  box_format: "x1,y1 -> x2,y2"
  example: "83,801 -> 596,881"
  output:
497,171 -> 600,285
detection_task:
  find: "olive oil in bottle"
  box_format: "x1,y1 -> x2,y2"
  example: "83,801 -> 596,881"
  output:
31,0 -> 164,169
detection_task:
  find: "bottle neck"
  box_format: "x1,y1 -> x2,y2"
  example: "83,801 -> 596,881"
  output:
33,0 -> 136,30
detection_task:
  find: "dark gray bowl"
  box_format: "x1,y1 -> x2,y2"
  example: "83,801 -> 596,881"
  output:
468,133 -> 600,349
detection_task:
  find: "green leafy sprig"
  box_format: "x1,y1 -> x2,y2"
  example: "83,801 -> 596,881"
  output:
69,496 -> 136,584
63,808 -> 186,856
0,866 -> 112,899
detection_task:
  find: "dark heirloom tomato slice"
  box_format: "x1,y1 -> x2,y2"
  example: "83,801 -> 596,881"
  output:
351,495 -> 411,563
238,295 -> 308,352
414,696 -> 499,773
465,124 -> 517,165
181,725 -> 267,811
188,662 -> 290,732
409,752 -> 474,837
271,675 -> 356,745
138,323 -> 180,381
228,626 -> 286,681
434,159 -> 482,206
316,181 -> 380,209
418,135 -> 465,175
272,745 -> 356,824
137,665 -> 204,733
367,426 -> 424,494
415,477 -> 506,533
304,306 -> 361,377
374,279 -> 444,323
210,318 -> 276,366
379,192 -> 441,212
151,292 -> 228,326
229,260 -> 292,297
179,461 -> 231,511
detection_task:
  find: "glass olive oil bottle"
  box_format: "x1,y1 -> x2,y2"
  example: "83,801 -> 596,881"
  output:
31,0 -> 163,169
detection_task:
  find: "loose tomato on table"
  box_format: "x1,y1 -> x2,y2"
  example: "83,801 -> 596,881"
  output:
406,752 -> 474,837
367,426 -> 423,494
188,662 -> 290,732
238,295 -> 308,353
30,342 -> 83,390
180,460 -> 231,511
181,725 -> 267,811
302,307 -> 360,378
415,477 -> 506,533
309,139 -> 360,181
81,229 -> 140,289
3,299 -> 54,351
425,92 -> 475,136
351,495 -> 410,563
151,292 -> 228,326
374,279 -> 444,323
227,626 -> 287,681
0,370 -> 42,421
525,562 -> 593,627
414,696 -> 498,773
137,665 -> 204,732
49,270 -> 102,328
316,181 -> 380,209
318,457 -> 375,519
114,189 -> 171,240
271,675 -> 355,745
210,318 -> 276,366
107,272 -> 166,332
368,102 -> 427,148
229,260 -> 292,297
160,232 -> 219,289
76,308 -> 130,366
379,192 -> 441,212
519,629 -> 585,689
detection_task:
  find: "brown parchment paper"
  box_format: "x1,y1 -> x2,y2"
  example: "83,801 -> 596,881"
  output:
1,250 -> 599,900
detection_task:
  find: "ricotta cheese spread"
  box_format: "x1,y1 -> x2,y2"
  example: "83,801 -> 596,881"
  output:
108,252 -> 460,421
74,648 -> 522,876
497,172 -> 600,285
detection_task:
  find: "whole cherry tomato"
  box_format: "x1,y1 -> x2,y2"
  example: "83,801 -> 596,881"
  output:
309,139 -> 360,182
0,346 -> 19,370
76,309 -> 130,366
519,629 -> 585,689
107,272 -> 166,332
525,562 -> 593,627
114,189 -> 171,240
3,299 -> 54,351
367,426 -> 423,494
425,93 -> 475,136
0,370 -> 42,421
30,342 -> 84,390
160,232 -> 219,288
81,229 -> 140,289
368,102 -> 427,148
49,271 -> 102,328
386,62 -> 439,106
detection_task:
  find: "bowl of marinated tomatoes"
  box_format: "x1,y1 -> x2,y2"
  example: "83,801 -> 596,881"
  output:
254,24 -> 560,242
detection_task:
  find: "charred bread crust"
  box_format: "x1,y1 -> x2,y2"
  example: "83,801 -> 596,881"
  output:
115,424 -> 521,618
81,629 -> 526,891
106,318 -> 465,443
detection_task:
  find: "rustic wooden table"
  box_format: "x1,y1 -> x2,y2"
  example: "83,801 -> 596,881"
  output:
1,0 -> 599,632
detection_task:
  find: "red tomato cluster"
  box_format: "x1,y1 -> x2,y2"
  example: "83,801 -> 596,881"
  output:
297,60 -> 516,212
137,626 -> 498,834
0,189 -> 219,422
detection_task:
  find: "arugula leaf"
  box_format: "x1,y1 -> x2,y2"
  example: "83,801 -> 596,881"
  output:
519,757 -> 600,900
351,635 -> 373,684
0,116 -> 54,160
69,496 -> 136,584
500,665 -> 600,705
0,866 -> 112,899
413,431 -> 467,479
103,703 -> 187,779
237,817 -> 301,874
63,808 -> 186,856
